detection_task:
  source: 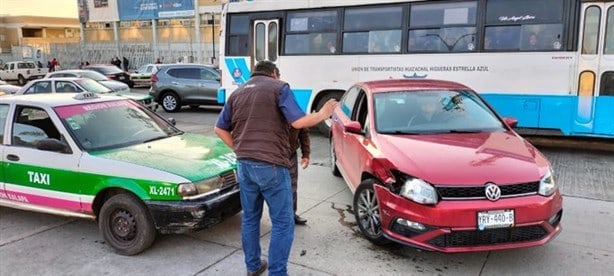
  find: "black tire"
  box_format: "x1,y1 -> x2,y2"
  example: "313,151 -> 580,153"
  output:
17,74 -> 26,86
353,179 -> 390,245
329,137 -> 341,177
314,93 -> 342,137
98,193 -> 157,255
160,92 -> 181,112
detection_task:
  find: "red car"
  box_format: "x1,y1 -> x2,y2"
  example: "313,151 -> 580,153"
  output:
330,79 -> 562,253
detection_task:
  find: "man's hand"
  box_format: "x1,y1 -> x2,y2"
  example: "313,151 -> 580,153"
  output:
301,157 -> 309,169
319,99 -> 338,118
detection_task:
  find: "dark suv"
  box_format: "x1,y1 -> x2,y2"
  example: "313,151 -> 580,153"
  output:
150,64 -> 221,112
84,65 -> 134,88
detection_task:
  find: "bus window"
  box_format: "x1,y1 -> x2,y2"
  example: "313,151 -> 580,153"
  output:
255,22 -> 266,61
343,6 -> 403,53
582,6 -> 601,55
228,15 -> 249,56
519,24 -> 563,51
605,6 -> 614,55
285,10 -> 337,55
484,26 -> 520,50
485,0 -> 566,51
408,1 -> 477,53
268,22 -> 278,61
601,72 -> 614,96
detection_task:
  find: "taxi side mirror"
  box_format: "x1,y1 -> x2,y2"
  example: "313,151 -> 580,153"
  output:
37,138 -> 72,154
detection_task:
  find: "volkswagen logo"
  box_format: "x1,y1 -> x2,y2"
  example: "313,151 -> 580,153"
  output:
485,183 -> 501,201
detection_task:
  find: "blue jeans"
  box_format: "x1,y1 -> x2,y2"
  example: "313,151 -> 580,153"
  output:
237,159 -> 294,276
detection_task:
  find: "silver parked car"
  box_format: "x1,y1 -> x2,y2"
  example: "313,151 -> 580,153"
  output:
149,64 -> 221,112
45,69 -> 130,93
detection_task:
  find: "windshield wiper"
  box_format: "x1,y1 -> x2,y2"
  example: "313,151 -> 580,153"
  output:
143,135 -> 169,143
379,130 -> 427,135
447,129 -> 482,133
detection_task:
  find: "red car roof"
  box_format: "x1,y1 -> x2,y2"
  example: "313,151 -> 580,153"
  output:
359,79 -> 473,94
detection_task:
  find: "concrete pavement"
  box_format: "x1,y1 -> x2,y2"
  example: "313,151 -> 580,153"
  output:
1,165 -> 613,275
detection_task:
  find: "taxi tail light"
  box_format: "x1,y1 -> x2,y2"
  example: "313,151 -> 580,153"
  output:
372,158 -> 396,185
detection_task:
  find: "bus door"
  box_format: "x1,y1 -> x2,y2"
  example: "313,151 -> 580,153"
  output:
575,1 -> 614,135
252,19 -> 280,67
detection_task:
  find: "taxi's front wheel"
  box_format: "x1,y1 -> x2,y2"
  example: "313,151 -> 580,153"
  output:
99,193 -> 157,255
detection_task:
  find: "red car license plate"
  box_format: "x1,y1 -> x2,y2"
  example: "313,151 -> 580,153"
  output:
477,209 -> 514,230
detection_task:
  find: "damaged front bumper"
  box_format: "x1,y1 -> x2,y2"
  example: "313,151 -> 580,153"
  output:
145,185 -> 241,234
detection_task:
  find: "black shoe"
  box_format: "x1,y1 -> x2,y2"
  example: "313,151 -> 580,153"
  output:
246,259 -> 267,276
294,214 -> 307,225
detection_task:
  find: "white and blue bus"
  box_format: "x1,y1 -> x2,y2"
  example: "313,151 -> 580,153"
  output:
218,0 -> 614,138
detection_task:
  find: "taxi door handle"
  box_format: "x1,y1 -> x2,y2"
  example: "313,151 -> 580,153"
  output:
7,154 -> 19,161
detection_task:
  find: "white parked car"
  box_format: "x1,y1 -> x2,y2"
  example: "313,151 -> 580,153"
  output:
45,69 -> 130,93
17,77 -> 155,110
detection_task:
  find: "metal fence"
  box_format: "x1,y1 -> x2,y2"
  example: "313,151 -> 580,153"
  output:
3,42 -> 218,71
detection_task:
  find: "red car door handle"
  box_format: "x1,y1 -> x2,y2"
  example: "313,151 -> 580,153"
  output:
7,154 -> 19,161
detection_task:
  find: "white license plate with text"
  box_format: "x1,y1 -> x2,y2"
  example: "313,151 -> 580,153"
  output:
477,209 -> 514,230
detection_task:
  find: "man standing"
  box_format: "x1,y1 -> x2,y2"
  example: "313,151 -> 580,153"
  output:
288,127 -> 310,225
214,61 -> 337,276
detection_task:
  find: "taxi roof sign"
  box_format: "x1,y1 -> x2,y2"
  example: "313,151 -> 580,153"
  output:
73,92 -> 100,100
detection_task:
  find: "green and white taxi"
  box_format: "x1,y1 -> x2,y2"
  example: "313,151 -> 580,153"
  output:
0,92 -> 240,255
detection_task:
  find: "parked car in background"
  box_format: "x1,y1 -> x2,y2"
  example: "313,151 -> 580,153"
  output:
0,92 -> 241,255
330,79 -> 562,253
17,77 -> 154,109
131,63 -> 160,87
83,65 -> 134,88
150,63 -> 221,112
45,69 -> 130,93
0,80 -> 21,94
0,61 -> 48,85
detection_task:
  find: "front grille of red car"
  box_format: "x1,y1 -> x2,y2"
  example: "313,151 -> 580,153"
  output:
435,181 -> 539,200
427,225 -> 547,248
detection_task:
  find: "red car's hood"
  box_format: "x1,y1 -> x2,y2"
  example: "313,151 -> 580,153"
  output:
376,131 -> 549,185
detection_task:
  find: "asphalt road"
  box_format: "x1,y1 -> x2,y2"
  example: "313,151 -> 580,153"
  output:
1,101 -> 613,275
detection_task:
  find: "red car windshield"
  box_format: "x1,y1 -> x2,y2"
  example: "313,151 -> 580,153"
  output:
374,90 -> 505,134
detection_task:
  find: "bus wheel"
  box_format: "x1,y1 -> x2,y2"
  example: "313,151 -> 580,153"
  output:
315,93 -> 342,137
99,193 -> 157,255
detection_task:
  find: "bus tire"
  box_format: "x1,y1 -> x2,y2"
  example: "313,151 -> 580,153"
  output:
99,193 -> 157,255
315,93 -> 342,137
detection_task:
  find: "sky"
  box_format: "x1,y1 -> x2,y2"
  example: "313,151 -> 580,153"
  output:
0,0 -> 78,18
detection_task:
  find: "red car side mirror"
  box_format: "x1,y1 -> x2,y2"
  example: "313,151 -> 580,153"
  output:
503,117 -> 518,128
344,121 -> 363,134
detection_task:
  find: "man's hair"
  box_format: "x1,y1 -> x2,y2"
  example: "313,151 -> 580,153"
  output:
254,60 -> 278,75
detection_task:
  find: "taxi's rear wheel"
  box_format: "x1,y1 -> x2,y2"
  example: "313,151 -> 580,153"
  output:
99,193 -> 157,255
161,92 -> 181,112
353,179 -> 390,245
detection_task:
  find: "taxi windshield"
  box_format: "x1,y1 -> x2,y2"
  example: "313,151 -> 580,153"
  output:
55,100 -> 182,151
374,90 -> 505,134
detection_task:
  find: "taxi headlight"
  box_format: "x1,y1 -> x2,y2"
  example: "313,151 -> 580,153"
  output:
178,176 -> 223,197
538,169 -> 557,196
399,178 -> 438,205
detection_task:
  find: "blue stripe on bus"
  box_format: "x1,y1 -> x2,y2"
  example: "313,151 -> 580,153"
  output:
224,57 -> 251,84
291,89 -> 312,113
481,94 -> 614,138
